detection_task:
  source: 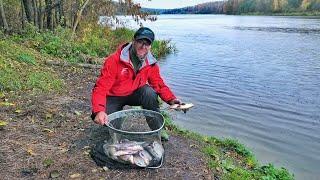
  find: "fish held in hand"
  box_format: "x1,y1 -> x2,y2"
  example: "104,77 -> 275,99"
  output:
170,103 -> 194,113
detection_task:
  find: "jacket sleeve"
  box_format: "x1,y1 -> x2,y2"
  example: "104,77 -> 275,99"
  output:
148,64 -> 176,103
91,56 -> 117,114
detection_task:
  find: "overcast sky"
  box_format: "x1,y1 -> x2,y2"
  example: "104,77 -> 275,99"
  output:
134,0 -> 216,9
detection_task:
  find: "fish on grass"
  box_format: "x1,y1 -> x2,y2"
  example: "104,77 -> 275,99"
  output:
104,139 -> 164,167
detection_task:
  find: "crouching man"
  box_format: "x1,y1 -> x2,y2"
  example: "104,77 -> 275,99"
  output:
91,27 -> 181,140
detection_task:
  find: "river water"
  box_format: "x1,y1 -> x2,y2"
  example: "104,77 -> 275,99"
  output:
128,15 -> 320,179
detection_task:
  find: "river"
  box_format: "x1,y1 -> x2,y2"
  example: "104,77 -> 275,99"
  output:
125,14 -> 320,179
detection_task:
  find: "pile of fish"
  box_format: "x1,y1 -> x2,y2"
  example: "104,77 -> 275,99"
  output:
103,139 -> 164,167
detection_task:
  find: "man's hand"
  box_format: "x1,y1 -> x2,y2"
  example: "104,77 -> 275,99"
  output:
169,98 -> 182,105
94,111 -> 108,125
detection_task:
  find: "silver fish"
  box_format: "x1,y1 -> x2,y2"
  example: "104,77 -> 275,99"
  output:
139,150 -> 152,165
144,141 -> 164,162
109,140 -> 145,150
179,103 -> 194,110
170,103 -> 194,112
133,154 -> 148,167
152,141 -> 164,158
105,140 -> 164,167
103,144 -> 118,160
112,144 -> 144,151
113,149 -> 140,156
118,154 -> 134,164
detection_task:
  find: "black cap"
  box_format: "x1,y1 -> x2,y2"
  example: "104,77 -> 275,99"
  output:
134,27 -> 155,43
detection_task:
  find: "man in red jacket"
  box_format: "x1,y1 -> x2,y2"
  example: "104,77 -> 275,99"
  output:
91,27 -> 181,127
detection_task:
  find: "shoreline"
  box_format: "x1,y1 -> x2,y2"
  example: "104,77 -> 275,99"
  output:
0,28 -> 294,179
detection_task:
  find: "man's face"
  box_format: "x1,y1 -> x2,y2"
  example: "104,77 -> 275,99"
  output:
133,39 -> 151,59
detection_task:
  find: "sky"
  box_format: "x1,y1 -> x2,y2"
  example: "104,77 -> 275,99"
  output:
133,0 -> 216,9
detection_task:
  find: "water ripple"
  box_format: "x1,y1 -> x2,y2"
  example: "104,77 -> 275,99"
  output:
229,26 -> 320,34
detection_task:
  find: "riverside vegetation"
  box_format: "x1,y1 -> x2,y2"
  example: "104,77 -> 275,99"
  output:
0,25 -> 294,179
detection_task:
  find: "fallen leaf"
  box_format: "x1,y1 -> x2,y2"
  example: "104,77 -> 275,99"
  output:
203,137 -> 209,143
83,150 -> 90,155
43,158 -> 54,167
15,109 -> 22,113
0,92 -> 4,98
59,148 -> 69,153
102,166 -> 109,171
0,121 -> 8,126
50,170 -> 60,178
189,144 -> 198,148
0,121 -> 8,130
203,169 -> 209,173
83,146 -> 90,149
43,128 -> 54,133
27,116 -> 36,123
27,148 -> 35,156
45,113 -> 53,119
74,110 -> 81,116
0,102 -> 15,106
58,142 -> 67,147
70,173 -> 81,178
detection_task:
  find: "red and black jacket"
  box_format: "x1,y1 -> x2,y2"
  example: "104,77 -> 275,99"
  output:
91,43 -> 176,114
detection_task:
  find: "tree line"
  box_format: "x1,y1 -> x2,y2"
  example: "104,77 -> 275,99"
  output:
1,0 -> 319,34
224,0 -> 320,14
163,1 -> 225,14
161,0 -> 320,14
0,0 -> 149,35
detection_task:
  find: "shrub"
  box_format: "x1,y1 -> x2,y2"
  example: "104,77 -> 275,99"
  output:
7,25 -> 176,63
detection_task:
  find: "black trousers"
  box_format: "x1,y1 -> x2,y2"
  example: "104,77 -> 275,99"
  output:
106,85 -> 160,115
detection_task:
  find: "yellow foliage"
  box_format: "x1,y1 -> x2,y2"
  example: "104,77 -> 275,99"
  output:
0,121 -> 8,127
0,102 -> 15,106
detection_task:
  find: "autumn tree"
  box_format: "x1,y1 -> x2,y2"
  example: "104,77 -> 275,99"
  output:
0,0 -> 150,35
0,0 -> 9,31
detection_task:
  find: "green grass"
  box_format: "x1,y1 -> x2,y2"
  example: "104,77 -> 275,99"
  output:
26,72 -> 63,92
0,38 -> 63,92
17,53 -> 37,65
161,111 -> 294,180
1,25 -> 175,94
7,25 -> 176,64
152,40 -> 177,59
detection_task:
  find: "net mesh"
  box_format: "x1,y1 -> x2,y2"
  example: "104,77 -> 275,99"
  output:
91,109 -> 164,169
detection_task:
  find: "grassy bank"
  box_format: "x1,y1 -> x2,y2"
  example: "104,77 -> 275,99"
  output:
0,26 -> 175,93
162,112 -> 294,180
0,26 -> 294,179
0,36 -> 63,93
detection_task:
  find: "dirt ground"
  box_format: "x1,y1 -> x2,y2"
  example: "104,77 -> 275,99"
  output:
0,65 -> 214,179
